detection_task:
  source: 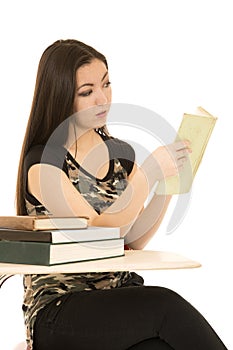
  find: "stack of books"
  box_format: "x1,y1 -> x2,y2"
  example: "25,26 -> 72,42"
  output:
0,216 -> 124,266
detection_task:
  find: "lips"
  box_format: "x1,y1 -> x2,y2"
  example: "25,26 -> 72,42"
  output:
96,110 -> 107,118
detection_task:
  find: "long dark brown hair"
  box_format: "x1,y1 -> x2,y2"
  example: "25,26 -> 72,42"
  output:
16,39 -> 108,215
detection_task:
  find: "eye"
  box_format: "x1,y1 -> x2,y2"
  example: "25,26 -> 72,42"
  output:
78,90 -> 93,97
103,81 -> 111,88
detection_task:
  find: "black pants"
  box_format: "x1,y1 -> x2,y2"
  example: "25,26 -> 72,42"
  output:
33,286 -> 227,350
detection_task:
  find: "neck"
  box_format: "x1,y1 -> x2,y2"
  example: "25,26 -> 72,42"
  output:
65,128 -> 101,154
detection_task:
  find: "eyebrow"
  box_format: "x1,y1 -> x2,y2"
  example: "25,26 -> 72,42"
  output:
77,71 -> 109,91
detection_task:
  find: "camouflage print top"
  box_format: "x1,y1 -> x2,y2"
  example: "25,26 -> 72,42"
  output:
23,131 -> 144,349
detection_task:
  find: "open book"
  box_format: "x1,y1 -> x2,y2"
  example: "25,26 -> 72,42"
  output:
156,106 -> 217,195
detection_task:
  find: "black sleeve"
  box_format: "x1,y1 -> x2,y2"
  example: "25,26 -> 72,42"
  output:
106,138 -> 135,176
24,145 -> 68,173
23,145 -> 68,205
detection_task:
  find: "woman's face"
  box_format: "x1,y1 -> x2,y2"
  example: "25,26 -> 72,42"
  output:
73,58 -> 112,131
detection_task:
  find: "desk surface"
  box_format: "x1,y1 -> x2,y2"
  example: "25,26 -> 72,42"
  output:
0,250 -> 201,274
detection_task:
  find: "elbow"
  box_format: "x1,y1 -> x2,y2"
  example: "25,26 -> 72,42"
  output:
92,213 -> 130,228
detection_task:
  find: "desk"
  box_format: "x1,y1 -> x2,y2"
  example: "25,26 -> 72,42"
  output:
0,250 -> 201,274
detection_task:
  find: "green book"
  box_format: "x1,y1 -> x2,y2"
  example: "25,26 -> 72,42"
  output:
0,238 -> 124,266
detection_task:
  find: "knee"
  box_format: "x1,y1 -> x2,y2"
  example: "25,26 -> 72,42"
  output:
145,286 -> 191,310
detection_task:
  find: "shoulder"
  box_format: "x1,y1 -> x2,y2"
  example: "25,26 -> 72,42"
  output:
24,145 -> 68,174
108,137 -> 135,156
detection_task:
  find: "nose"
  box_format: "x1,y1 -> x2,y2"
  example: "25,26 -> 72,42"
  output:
95,88 -> 109,106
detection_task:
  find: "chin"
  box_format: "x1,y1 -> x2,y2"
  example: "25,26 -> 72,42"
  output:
95,119 -> 107,129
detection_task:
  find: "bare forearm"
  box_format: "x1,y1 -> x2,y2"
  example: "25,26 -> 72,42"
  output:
92,152 -> 168,227
124,194 -> 172,249
92,141 -> 189,228
92,166 -> 149,227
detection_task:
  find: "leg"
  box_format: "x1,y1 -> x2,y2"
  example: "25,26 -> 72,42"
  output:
33,286 -> 227,350
127,337 -> 174,349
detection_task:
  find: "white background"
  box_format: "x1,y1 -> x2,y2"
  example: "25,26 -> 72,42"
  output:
0,0 -> 232,349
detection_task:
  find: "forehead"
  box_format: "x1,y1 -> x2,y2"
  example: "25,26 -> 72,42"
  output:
76,59 -> 108,83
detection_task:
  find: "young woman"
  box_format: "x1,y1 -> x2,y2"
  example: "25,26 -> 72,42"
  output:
16,39 -> 227,349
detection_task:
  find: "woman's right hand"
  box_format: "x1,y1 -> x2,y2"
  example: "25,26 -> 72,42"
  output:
152,140 -> 192,180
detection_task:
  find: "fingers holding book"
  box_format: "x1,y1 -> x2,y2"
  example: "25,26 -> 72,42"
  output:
174,140 -> 192,166
152,140 -> 192,180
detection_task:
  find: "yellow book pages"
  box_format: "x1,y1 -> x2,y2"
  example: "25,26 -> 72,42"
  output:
156,107 -> 217,195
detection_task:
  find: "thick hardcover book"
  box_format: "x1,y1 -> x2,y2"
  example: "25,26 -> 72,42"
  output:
0,226 -> 120,243
0,215 -> 88,231
156,106 -> 217,194
0,238 -> 124,266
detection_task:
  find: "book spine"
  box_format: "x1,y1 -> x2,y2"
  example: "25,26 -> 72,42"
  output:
0,241 -> 50,265
0,231 -> 52,243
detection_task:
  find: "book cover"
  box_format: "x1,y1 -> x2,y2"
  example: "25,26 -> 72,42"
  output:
0,238 -> 124,266
0,215 -> 89,231
0,226 -> 120,243
156,106 -> 217,194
